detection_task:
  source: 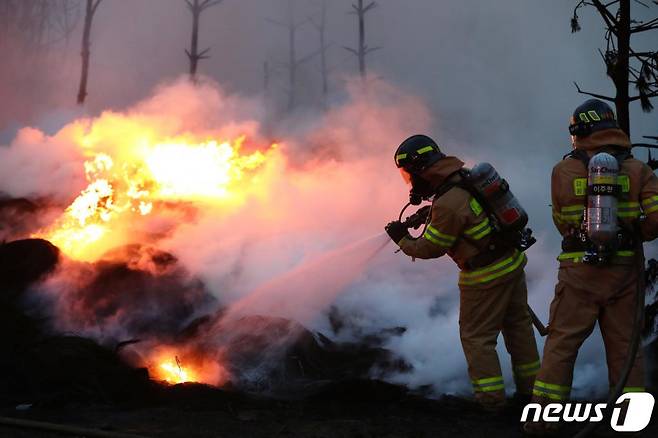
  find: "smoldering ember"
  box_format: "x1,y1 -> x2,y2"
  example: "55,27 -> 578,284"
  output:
1,1 -> 658,438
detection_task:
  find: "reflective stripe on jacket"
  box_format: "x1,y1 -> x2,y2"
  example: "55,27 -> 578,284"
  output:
552,129 -> 658,266
398,159 -> 524,288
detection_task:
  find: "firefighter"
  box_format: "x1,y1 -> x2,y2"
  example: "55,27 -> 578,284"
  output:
385,134 -> 540,412
524,99 -> 658,435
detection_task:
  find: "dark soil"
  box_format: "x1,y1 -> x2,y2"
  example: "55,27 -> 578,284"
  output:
2,381 -> 658,438
1,239 -> 657,438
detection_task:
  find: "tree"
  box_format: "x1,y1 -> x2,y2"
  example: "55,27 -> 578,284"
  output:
311,0 -> 331,109
0,0 -> 81,52
571,0 -> 658,135
184,0 -> 223,81
53,0 -> 82,48
268,0 -> 320,112
76,0 -> 102,105
344,0 -> 380,81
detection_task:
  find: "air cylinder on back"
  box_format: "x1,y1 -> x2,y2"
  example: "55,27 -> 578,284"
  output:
586,152 -> 619,249
468,163 -> 528,231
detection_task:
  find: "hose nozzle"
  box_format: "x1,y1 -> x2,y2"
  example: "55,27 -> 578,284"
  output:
401,205 -> 431,230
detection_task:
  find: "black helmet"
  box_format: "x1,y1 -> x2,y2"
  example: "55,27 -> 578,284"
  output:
568,99 -> 619,137
394,134 -> 445,176
394,135 -> 445,205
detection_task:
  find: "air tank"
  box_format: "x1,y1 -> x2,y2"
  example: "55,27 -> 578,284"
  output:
467,163 -> 528,231
586,152 -> 619,248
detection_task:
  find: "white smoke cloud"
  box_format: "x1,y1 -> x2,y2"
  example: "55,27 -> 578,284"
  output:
1,76 -> 617,398
0,127 -> 86,201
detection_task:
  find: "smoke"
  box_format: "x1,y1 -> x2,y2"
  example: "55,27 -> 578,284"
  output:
154,77 -> 430,301
0,126 -> 86,202
0,74 -> 614,398
34,245 -> 216,342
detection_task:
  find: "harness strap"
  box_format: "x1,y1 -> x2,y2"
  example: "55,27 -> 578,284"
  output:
433,171 -> 518,271
561,145 -> 638,265
563,145 -> 632,168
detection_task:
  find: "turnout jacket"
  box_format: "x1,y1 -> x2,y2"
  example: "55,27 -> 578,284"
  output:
553,128 -> 658,263
398,157 -> 526,288
552,128 -> 658,293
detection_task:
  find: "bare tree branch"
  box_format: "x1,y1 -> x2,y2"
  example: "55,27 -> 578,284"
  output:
630,90 -> 658,101
343,46 -> 358,56
573,82 -> 616,102
632,22 -> 658,32
632,0 -> 650,7
572,0 -> 658,133
364,46 -> 382,54
293,17 -> 310,30
296,47 -> 322,65
265,18 -> 288,28
201,0 -> 224,9
363,1 -> 377,13
591,0 -> 620,34
91,0 -> 102,16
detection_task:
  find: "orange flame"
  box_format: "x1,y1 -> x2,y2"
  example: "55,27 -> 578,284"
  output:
156,356 -> 197,384
37,133 -> 276,261
147,348 -> 230,386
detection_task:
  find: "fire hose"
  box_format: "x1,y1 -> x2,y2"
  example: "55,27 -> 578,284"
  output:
644,259 -> 658,336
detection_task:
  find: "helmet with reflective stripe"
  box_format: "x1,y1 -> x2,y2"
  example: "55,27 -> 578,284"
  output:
394,135 -> 445,174
568,99 -> 619,137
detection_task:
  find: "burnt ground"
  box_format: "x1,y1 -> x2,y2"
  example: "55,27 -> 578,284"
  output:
1,381 -> 658,438
1,238 -> 658,437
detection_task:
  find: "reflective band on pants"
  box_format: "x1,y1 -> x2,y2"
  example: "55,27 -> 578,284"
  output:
472,376 -> 504,393
533,380 -> 570,401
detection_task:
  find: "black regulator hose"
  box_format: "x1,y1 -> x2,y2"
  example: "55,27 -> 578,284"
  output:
398,202 -> 413,222
573,245 -> 647,438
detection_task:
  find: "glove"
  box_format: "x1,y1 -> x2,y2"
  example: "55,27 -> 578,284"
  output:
385,220 -> 409,245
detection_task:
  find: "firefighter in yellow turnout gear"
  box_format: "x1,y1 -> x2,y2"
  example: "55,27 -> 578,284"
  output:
525,99 -> 658,435
385,135 -> 540,410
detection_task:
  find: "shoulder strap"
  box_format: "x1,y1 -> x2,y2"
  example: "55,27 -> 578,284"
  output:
442,170 -> 498,226
564,149 -> 591,169
565,146 -> 633,170
612,150 -> 632,165
433,170 -> 463,198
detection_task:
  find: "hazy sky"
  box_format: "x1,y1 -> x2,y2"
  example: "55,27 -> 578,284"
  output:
3,1 -> 657,143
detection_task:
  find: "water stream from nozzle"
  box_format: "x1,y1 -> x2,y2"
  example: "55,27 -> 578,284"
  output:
222,233 -> 391,326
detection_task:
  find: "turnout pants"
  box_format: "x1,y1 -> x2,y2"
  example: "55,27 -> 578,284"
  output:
532,275 -> 645,403
459,271 -> 540,409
